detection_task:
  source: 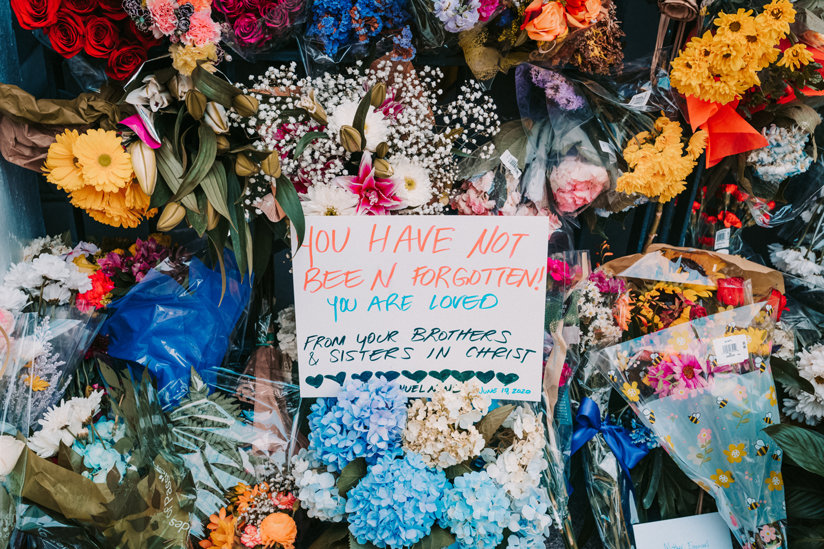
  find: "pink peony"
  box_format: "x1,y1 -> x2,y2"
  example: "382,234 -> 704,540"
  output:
182,10 -> 221,46
548,156 -> 608,213
147,0 -> 177,36
336,152 -> 403,215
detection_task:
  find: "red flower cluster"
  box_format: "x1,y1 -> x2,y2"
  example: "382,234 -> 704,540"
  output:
213,0 -> 304,48
76,270 -> 115,313
11,0 -> 159,81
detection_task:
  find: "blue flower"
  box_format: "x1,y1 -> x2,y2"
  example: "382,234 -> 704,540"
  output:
307,0 -> 411,58
440,471 -> 510,548
308,377 -> 407,472
72,418 -> 129,484
346,452 -> 448,549
292,448 -> 347,522
506,484 -> 553,547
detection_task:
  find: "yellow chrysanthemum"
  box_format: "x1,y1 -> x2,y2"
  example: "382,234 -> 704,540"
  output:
199,508 -> 235,549
714,8 -> 755,36
708,36 -> 748,74
73,129 -> 133,193
756,0 -> 795,39
43,129 -> 84,192
777,44 -> 815,70
170,43 -> 218,76
22,374 -> 49,391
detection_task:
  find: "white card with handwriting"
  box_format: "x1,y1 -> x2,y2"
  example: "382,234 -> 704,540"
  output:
633,513 -> 733,549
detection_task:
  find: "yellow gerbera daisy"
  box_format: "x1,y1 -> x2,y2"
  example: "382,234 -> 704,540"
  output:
43,129 -> 84,192
777,44 -> 815,70
73,129 -> 133,193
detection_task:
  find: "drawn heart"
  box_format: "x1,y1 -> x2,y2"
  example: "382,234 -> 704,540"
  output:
450,370 -> 475,382
352,371 -> 373,382
306,375 -> 324,388
376,371 -> 401,382
475,370 -> 495,383
402,370 -> 427,383
496,373 -> 520,386
429,369 -> 451,382
324,372 -> 346,386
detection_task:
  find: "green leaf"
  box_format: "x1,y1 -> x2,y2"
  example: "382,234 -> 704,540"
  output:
187,190 -> 208,236
764,424 -> 824,478
353,87 -> 374,145
172,124 -> 217,201
155,138 -> 199,211
192,65 -> 239,108
475,404 -> 515,443
792,525 -> 824,549
200,161 -> 233,226
308,524 -> 349,549
643,448 -> 663,510
172,105 -> 187,157
787,484 -> 824,520
274,175 -> 306,249
772,357 -> 815,394
252,217 -> 274,281
294,131 -> 329,157
444,462 -> 473,480
408,526 -> 455,549
337,457 -> 367,497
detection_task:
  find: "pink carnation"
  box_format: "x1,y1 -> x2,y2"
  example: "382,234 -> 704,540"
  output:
548,156 -> 608,214
451,185 -> 495,215
147,0 -> 178,36
240,524 -> 262,548
478,0 -> 499,20
182,10 -> 221,46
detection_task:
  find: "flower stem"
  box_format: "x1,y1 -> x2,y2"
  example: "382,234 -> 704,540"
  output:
643,202 -> 664,252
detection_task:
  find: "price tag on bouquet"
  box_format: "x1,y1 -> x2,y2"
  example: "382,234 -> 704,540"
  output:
291,216 -> 550,399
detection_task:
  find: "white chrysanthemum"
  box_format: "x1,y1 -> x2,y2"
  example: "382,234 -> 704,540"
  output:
27,390 -> 104,457
783,343 -> 824,425
27,427 -> 74,458
42,283 -> 71,305
772,322 -> 795,361
301,184 -> 358,216
769,244 -> 824,286
3,262 -> 43,290
22,236 -> 70,262
390,156 -> 433,208
30,254 -> 72,284
326,100 -> 390,152
0,286 -> 28,311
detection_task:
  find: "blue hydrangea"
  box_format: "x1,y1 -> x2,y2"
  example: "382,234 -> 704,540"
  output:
308,377 -> 407,472
506,484 -> 553,547
440,471 -> 510,548
72,418 -> 129,484
346,452 -> 448,549
292,448 -> 347,522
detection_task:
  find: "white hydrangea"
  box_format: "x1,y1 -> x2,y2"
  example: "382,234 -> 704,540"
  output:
402,380 -> 491,468
276,305 -> 298,363
291,448 -> 346,522
783,343 -> 824,426
485,406 -> 549,500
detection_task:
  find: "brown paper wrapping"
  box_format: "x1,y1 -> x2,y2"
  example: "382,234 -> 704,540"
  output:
0,83 -> 126,128
0,116 -> 69,171
602,244 -> 785,300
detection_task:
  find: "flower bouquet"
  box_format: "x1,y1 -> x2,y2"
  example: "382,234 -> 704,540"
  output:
591,301 -> 788,548
213,0 -> 307,58
294,377 -> 554,549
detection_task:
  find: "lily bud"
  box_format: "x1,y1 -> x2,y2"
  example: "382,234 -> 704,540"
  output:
206,201 -> 220,230
215,135 -> 230,154
340,125 -> 362,153
156,202 -> 186,232
298,89 -> 327,125
375,142 -> 389,158
185,90 -> 207,120
204,102 -> 230,134
261,151 -> 282,178
232,94 -> 259,117
373,158 -> 393,179
128,140 -> 157,195
235,154 -> 259,177
168,74 -> 193,100
371,82 -> 386,107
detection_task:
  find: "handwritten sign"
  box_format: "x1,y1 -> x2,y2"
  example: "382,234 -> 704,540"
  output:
633,513 -> 733,549
291,216 -> 549,400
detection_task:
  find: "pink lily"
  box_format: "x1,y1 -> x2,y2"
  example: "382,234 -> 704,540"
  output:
336,152 -> 402,215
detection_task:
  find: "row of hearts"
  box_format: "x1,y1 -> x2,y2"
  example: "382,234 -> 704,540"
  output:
304,370 -> 521,388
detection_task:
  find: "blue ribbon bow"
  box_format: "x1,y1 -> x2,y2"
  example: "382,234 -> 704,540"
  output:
571,397 -> 650,480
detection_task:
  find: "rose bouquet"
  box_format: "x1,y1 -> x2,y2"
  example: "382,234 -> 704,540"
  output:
592,301 -> 789,549
11,0 -> 160,81
231,59 -> 499,219
295,378 -> 554,549
213,0 -> 307,57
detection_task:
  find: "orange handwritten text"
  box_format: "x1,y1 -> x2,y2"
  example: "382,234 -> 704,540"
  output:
304,268 -> 364,293
466,227 -> 528,259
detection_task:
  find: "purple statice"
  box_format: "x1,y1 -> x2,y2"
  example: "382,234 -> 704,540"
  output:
530,67 -> 585,111
589,270 -> 626,294
433,0 -> 481,33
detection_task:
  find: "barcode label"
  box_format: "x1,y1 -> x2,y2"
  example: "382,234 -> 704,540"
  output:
599,140 -> 617,162
714,228 -> 730,252
628,90 -> 651,108
500,150 -> 522,179
712,334 -> 749,366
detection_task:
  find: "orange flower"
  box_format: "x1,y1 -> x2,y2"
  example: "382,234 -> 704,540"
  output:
613,293 -> 631,331
259,512 -> 297,549
521,0 -> 568,42
566,0 -> 601,28
199,508 -> 236,549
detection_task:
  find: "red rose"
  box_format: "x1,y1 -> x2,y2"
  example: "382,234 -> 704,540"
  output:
124,20 -> 162,51
213,0 -> 245,17
717,277 -> 747,307
63,0 -> 96,14
767,289 -> 788,321
106,44 -> 146,81
47,11 -> 85,58
689,306 -> 708,320
84,16 -> 118,58
98,0 -> 129,19
10,0 -> 59,29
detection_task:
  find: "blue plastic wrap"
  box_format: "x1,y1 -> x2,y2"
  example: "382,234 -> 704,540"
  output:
102,251 -> 252,409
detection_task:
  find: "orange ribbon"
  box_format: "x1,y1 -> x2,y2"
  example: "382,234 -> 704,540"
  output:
686,95 -> 767,168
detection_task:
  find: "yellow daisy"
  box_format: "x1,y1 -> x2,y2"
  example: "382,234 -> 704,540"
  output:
765,471 -> 783,491
777,44 -> 815,70
756,0 -> 795,38
723,443 -> 747,463
622,381 -> 641,402
73,129 -> 133,193
710,469 -> 735,488
43,129 -> 84,192
714,9 -> 756,37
